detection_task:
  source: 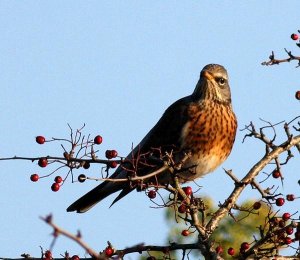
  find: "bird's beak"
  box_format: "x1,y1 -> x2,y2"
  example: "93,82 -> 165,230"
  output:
202,70 -> 214,81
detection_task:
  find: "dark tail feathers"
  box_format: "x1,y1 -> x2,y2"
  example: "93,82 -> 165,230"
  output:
67,181 -> 132,213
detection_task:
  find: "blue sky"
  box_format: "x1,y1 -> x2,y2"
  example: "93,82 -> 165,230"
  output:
0,1 -> 300,258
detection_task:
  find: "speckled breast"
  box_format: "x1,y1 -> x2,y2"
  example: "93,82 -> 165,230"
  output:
179,100 -> 237,182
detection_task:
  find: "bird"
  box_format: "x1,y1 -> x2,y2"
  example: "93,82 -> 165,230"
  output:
67,64 -> 237,213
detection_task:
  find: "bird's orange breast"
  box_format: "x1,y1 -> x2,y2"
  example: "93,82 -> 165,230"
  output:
179,100 -> 237,181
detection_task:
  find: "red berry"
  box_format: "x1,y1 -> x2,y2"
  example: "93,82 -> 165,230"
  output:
36,136 -> 46,144
240,242 -> 250,251
78,174 -> 86,183
105,150 -> 118,159
51,183 -> 60,192
178,204 -> 187,214
110,150 -> 118,158
94,135 -> 103,145
71,255 -> 80,260
181,229 -> 190,236
44,250 -> 52,258
272,170 -> 281,179
105,246 -> 114,257
148,190 -> 156,199
276,197 -> 285,206
83,161 -> 90,169
296,91 -> 300,100
215,246 -> 223,254
38,158 -> 48,168
30,173 -> 39,182
108,161 -> 118,168
291,33 -> 299,40
54,176 -> 63,184
183,186 -> 193,196
285,237 -> 292,244
227,247 -> 235,256
282,212 -> 291,221
105,150 -> 113,159
279,219 -> 286,228
287,194 -> 295,201
253,201 -> 261,210
286,226 -> 294,235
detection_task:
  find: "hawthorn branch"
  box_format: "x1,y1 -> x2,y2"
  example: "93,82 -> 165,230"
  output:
86,162 -> 170,183
40,214 -> 225,260
40,215 -> 101,259
0,155 -> 121,165
261,49 -> 300,67
116,242 -> 205,258
206,133 -> 300,235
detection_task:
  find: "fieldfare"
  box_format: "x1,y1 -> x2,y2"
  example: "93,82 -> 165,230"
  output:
67,64 -> 237,213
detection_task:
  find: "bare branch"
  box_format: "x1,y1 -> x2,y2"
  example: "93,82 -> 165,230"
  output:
40,215 -> 100,259
262,49 -> 300,67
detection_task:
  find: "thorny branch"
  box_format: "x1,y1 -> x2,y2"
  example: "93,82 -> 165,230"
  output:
40,215 -> 101,259
261,49 -> 300,67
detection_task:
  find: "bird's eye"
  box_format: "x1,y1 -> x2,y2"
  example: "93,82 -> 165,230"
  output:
218,77 -> 226,86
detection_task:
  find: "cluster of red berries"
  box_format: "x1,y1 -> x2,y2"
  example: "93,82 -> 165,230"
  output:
51,176 -> 62,192
35,136 -> 48,169
226,242 -> 249,256
268,212 -> 300,245
31,173 -> 62,192
253,197 -> 296,212
268,169 -> 298,207
104,149 -> 119,169
178,187 -> 194,237
176,187 -> 193,214
43,250 -> 79,260
32,134 -> 114,190
105,149 -> 118,159
216,211 -> 299,255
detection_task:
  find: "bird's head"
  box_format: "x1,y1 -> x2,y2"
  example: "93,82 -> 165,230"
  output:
193,64 -> 232,105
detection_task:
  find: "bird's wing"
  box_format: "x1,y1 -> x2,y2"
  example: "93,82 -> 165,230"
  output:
67,95 -> 192,213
